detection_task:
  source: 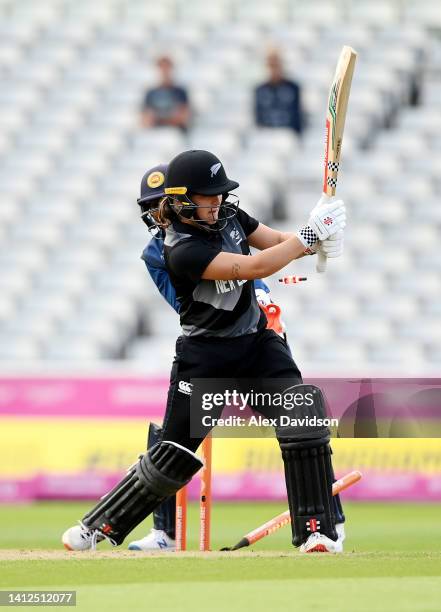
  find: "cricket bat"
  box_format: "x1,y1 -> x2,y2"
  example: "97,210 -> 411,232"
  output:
317,45 -> 357,273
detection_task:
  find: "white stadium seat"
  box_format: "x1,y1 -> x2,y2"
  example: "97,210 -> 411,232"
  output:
366,343 -> 425,366
0,338 -> 41,361
18,292 -> 76,322
347,1 -> 400,26
403,0 -> 441,27
42,340 -> 104,361
0,296 -> 16,323
289,2 -> 340,25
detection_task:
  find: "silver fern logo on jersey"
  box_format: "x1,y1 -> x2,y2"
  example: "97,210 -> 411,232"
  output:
230,228 -> 241,244
210,163 -> 222,177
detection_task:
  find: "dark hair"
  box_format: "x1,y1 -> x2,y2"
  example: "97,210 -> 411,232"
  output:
157,197 -> 176,228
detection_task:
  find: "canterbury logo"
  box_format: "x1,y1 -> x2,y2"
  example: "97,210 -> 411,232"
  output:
178,381 -> 193,395
210,163 -> 222,177
323,217 -> 333,226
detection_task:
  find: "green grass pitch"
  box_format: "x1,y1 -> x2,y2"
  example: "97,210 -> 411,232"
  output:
0,501 -> 440,611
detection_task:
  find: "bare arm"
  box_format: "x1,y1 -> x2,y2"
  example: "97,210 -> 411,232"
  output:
140,109 -> 155,128
151,104 -> 190,129
248,223 -> 295,249
140,104 -> 190,129
201,235 -> 305,281
167,103 -> 190,128
247,223 -> 309,260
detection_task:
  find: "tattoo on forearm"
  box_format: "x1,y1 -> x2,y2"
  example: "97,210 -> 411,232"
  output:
232,263 -> 241,279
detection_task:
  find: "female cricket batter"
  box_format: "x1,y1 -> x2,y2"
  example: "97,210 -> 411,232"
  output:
128,163 -> 301,551
126,163 -> 277,551
62,150 -> 346,553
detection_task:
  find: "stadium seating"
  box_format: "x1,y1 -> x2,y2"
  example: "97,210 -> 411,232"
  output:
0,0 -> 439,374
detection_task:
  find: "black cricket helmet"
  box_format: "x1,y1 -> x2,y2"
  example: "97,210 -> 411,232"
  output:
164,150 -> 240,230
137,164 -> 168,236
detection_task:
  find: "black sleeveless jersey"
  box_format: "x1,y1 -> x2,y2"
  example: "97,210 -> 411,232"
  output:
164,209 -> 267,337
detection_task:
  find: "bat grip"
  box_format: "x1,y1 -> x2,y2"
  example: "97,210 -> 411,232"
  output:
316,251 -> 327,273
315,193 -> 331,274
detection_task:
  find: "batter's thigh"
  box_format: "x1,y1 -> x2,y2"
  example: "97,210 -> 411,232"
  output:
160,337 -> 223,452
248,329 -> 303,380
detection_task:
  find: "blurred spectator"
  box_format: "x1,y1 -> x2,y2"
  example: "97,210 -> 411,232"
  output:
140,56 -> 190,131
254,49 -> 304,135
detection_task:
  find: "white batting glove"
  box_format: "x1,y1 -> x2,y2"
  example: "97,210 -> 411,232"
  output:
296,200 -> 346,250
309,193 -> 336,217
319,230 -> 344,258
309,199 -> 346,239
307,229 -> 344,257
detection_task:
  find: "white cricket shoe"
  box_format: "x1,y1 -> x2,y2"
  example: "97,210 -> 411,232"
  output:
62,523 -> 109,551
300,523 -> 345,554
336,522 -> 346,545
128,529 -> 176,551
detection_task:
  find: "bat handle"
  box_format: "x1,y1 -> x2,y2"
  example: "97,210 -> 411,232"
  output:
316,251 -> 327,274
315,193 -> 331,274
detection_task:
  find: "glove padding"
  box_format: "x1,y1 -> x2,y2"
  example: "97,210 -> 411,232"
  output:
308,199 -> 346,241
296,199 -> 346,250
309,193 -> 336,216
319,230 -> 344,258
